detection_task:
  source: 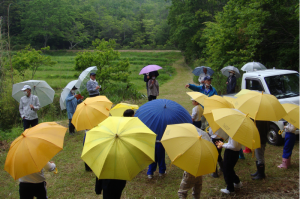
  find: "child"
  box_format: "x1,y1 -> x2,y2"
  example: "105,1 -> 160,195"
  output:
216,137 -> 242,194
278,122 -> 296,169
19,161 -> 56,198
95,109 -> 134,198
191,99 -> 203,129
208,127 -> 228,178
148,75 -> 159,101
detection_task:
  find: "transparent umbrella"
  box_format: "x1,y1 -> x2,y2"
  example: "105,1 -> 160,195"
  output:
77,66 -> 98,93
59,80 -> 82,110
221,66 -> 241,78
241,62 -> 266,72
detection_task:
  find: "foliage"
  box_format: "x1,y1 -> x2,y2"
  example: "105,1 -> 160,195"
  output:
12,45 -> 57,80
75,39 -> 131,86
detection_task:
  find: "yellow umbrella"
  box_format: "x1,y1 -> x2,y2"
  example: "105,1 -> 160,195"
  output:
81,117 -> 156,180
212,108 -> 261,149
282,103 -> 299,128
234,89 -> 259,97
110,103 -> 139,116
4,122 -> 67,180
203,95 -> 234,132
72,96 -> 112,131
234,92 -> 287,121
186,92 -> 208,105
223,96 -> 235,106
161,123 -> 218,177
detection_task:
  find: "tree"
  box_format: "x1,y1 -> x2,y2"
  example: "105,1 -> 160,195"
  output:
64,21 -> 89,49
75,39 -> 130,86
12,45 -> 57,80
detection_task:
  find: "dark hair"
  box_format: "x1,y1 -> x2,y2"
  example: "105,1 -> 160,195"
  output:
123,109 -> 135,117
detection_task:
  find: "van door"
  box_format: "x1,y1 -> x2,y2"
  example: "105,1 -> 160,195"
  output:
245,78 -> 265,92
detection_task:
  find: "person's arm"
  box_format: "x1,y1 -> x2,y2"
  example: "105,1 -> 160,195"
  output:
221,138 -> 239,150
87,81 -> 98,92
44,162 -> 56,172
285,123 -> 296,132
19,98 -> 24,118
33,96 -> 40,111
191,107 -> 197,121
188,84 -> 203,93
212,88 -> 218,95
66,93 -> 76,101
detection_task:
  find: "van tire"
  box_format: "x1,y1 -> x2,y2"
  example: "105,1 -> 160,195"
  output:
267,124 -> 284,146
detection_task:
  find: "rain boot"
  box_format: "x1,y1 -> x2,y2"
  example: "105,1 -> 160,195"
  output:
239,149 -> 245,159
218,161 -> 224,172
252,164 -> 265,180
277,158 -> 288,169
287,156 -> 291,167
250,161 -> 258,177
243,147 -> 252,153
211,167 -> 219,178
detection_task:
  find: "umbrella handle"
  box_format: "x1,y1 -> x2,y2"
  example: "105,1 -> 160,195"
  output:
278,130 -> 284,135
53,167 -> 58,174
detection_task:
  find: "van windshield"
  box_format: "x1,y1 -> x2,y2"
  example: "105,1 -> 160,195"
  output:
265,73 -> 299,99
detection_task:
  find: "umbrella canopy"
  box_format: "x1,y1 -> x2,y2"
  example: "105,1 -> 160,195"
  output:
81,117 -> 156,180
282,103 -> 299,128
110,103 -> 139,116
221,66 -> 241,78
139,65 -> 162,75
186,92 -> 208,105
192,66 -> 214,76
234,89 -> 259,97
212,108 -> 261,150
203,95 -> 234,133
135,99 -> 192,140
223,96 -> 235,106
4,122 -> 67,180
12,80 -> 55,108
72,96 -> 112,131
161,123 -> 218,177
59,80 -> 82,110
77,66 -> 97,92
234,92 -> 287,121
241,62 -> 267,72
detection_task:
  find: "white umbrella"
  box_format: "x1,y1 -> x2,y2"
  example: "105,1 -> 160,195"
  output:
77,66 -> 98,93
241,62 -> 267,72
59,80 -> 82,110
221,66 -> 241,78
12,80 -> 55,108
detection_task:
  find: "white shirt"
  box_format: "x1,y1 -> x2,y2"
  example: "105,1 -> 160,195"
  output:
191,105 -> 203,121
222,137 -> 241,151
19,162 -> 56,183
198,73 -> 210,86
19,94 -> 40,120
209,127 -> 229,140
284,123 -> 296,133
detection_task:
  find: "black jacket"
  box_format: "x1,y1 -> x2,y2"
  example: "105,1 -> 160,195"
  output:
226,75 -> 236,94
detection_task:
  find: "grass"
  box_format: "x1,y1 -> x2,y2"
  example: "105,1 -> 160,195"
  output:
0,53 -> 299,198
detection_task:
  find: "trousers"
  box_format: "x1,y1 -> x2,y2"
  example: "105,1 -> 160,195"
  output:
193,121 -> 202,129
148,95 -> 157,101
68,119 -> 75,133
255,143 -> 266,164
223,149 -> 240,192
282,132 -> 296,159
23,118 -> 38,130
19,181 -> 47,199
147,142 -> 166,175
178,171 -> 202,199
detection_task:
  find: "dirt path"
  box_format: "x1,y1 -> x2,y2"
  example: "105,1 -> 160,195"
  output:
158,58 -> 194,112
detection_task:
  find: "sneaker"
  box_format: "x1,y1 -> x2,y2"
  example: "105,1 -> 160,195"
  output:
159,171 -> 167,177
220,188 -> 233,194
147,175 -> 153,179
234,182 -> 243,189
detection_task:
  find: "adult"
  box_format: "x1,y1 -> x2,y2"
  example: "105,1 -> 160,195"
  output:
226,70 -> 237,94
87,73 -> 100,97
186,76 -> 218,130
144,71 -> 159,97
19,161 -> 56,199
198,67 -> 210,86
66,86 -> 83,135
19,85 -> 41,130
251,121 -> 270,180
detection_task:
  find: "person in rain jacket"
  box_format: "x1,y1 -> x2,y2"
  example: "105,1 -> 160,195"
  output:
278,123 -> 296,169
66,86 -> 83,135
226,70 -> 237,94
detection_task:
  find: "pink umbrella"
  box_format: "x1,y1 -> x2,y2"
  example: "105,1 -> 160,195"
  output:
139,65 -> 162,75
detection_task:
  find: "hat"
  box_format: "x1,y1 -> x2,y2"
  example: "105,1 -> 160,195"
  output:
90,72 -> 96,76
21,85 -> 31,91
72,86 -> 77,90
204,76 -> 213,81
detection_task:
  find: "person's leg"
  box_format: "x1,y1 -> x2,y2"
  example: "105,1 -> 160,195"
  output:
223,149 -> 238,192
192,176 -> 202,199
239,148 -> 245,159
95,177 -> 103,195
193,121 -> 202,129
200,116 -> 206,130
35,181 -> 48,199
230,152 -> 240,185
23,119 -> 30,130
147,144 -> 159,175
253,144 -> 266,180
178,171 -> 195,199
157,143 -> 166,174
30,118 -> 39,128
152,96 -> 157,100
148,95 -> 152,101
282,133 -> 296,159
111,180 -> 126,199
69,119 -> 74,135
19,182 -> 35,199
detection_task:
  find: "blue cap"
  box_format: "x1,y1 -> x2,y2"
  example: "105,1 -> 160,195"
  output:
204,76 -> 212,81
90,72 -> 96,76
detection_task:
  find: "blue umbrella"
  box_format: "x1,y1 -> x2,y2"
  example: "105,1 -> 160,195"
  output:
192,66 -> 214,76
135,99 -> 192,141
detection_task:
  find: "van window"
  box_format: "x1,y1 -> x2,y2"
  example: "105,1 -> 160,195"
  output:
245,79 -> 264,91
